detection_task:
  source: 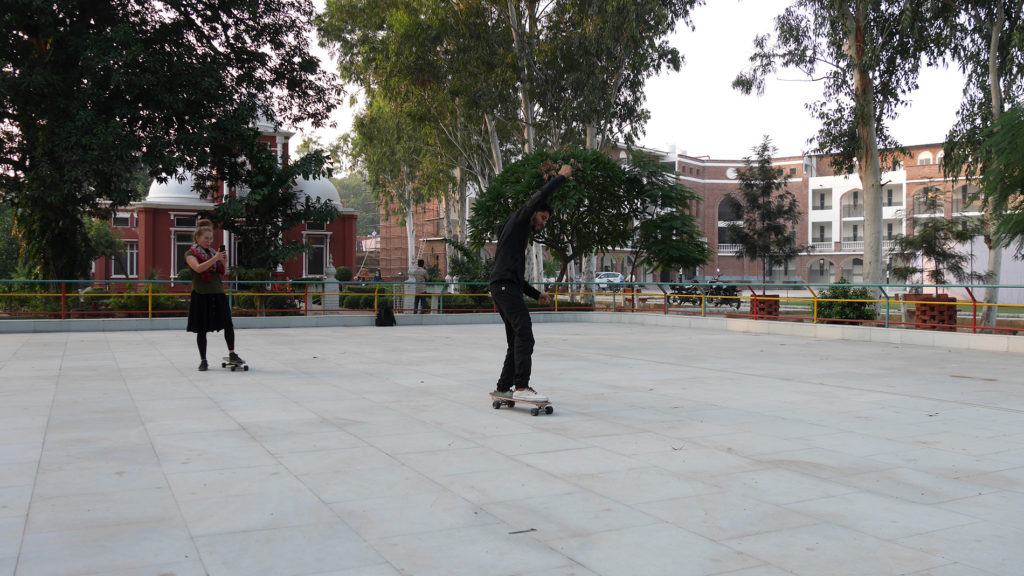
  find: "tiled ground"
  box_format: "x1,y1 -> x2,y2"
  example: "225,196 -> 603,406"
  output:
1,321 -> 1023,576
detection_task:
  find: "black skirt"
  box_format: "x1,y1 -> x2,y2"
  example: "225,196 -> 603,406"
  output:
186,291 -> 233,333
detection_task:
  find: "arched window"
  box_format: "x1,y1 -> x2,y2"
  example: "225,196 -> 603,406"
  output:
917,151 -> 933,166
717,197 -> 743,249
718,197 -> 743,222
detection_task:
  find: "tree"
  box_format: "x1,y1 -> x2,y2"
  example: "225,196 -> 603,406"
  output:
207,144 -> 339,275
727,136 -> 807,291
888,188 -> 986,291
978,104 -> 1024,249
1,0 -> 340,279
318,1 -> 704,283
733,0 -> 952,289
469,147 -> 709,283
543,0 -> 701,150
939,1 -> 1024,328
626,151 -> 711,281
0,205 -> 21,279
332,174 -> 379,237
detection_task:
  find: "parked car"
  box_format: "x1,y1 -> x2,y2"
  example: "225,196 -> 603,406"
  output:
595,271 -> 625,291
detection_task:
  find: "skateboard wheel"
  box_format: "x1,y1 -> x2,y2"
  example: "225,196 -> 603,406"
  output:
492,400 -> 501,409
221,362 -> 227,368
545,406 -> 553,415
507,401 -> 515,408
243,365 -> 249,371
530,408 -> 540,416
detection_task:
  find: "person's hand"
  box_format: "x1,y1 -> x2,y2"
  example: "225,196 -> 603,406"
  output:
538,293 -> 551,306
215,251 -> 227,263
558,164 -> 573,178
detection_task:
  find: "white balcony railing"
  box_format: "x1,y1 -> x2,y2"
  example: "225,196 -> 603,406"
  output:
839,240 -> 897,252
812,242 -> 833,252
717,243 -> 740,254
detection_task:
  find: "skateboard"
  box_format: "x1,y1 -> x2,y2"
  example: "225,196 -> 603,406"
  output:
489,392 -> 554,416
221,357 -> 249,372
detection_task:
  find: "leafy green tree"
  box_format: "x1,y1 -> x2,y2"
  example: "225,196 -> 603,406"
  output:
733,0 -> 953,288
543,0 -> 701,149
470,147 -> 708,283
978,104 -> 1024,249
939,1 -> 1024,327
0,205 -> 21,279
207,144 -> 339,274
888,189 -> 986,291
727,137 -> 807,291
626,151 -> 711,281
1,0 -> 339,279
332,174 -> 379,237
83,218 -> 125,273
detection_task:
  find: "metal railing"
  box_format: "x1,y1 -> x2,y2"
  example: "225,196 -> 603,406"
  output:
2,278 -> 1023,336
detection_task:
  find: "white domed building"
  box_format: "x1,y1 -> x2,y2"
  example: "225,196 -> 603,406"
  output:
91,128 -> 357,284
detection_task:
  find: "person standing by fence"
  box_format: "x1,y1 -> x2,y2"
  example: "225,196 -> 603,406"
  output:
410,259 -> 429,314
185,219 -> 243,371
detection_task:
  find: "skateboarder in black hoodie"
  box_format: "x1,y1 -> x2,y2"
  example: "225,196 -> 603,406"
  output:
490,163 -> 573,403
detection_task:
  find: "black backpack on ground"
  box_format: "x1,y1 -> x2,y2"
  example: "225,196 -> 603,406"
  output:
375,303 -> 397,327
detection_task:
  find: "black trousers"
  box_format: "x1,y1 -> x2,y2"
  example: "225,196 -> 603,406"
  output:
490,282 -> 534,391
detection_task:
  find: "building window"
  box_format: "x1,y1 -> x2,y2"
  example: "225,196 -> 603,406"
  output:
917,151 -> 933,166
112,241 -> 138,278
852,190 -> 859,206
306,236 -> 327,277
174,233 -> 193,277
306,221 -> 326,231
175,215 -> 197,228
887,223 -> 893,239
112,212 -> 131,227
818,225 -> 826,243
852,225 -> 859,241
789,168 -> 797,176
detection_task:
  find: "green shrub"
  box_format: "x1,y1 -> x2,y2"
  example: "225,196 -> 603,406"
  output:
817,278 -> 877,324
334,266 -> 353,282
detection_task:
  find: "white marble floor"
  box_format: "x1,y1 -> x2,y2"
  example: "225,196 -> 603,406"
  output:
1,322 -> 1022,575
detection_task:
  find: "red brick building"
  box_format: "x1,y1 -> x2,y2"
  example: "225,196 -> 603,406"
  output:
374,142 -> 986,286
92,124 -> 357,285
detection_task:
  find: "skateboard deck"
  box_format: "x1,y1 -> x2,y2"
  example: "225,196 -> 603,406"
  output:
489,392 -> 553,416
221,357 -> 249,372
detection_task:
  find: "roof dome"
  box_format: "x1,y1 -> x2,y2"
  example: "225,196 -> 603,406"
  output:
145,173 -> 210,205
295,176 -> 342,206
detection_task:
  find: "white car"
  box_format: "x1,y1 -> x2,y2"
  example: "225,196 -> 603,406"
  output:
595,272 -> 625,291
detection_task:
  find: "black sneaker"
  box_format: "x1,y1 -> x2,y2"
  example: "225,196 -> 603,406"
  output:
228,352 -> 244,364
198,359 -> 208,372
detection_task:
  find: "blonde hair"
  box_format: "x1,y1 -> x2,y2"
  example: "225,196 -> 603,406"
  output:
193,218 -> 214,242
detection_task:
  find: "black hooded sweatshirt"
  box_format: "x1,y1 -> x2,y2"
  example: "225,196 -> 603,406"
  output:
488,175 -> 567,299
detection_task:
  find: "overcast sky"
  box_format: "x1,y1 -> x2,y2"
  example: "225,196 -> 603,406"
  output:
303,0 -> 967,162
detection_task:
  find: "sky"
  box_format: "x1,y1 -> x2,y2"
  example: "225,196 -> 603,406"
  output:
301,0 -> 967,163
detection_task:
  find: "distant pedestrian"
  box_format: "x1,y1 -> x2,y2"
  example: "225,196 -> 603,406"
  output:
489,163 -> 573,403
410,259 -> 429,314
185,219 -> 242,371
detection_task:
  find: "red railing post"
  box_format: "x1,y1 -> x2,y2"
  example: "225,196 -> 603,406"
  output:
965,287 -> 977,334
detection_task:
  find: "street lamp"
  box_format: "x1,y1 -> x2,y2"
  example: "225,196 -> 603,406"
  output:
818,258 -> 825,279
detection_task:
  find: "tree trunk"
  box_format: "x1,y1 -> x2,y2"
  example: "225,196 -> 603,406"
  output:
982,4 -> 1006,329
845,1 -> 884,290
403,167 -> 416,275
